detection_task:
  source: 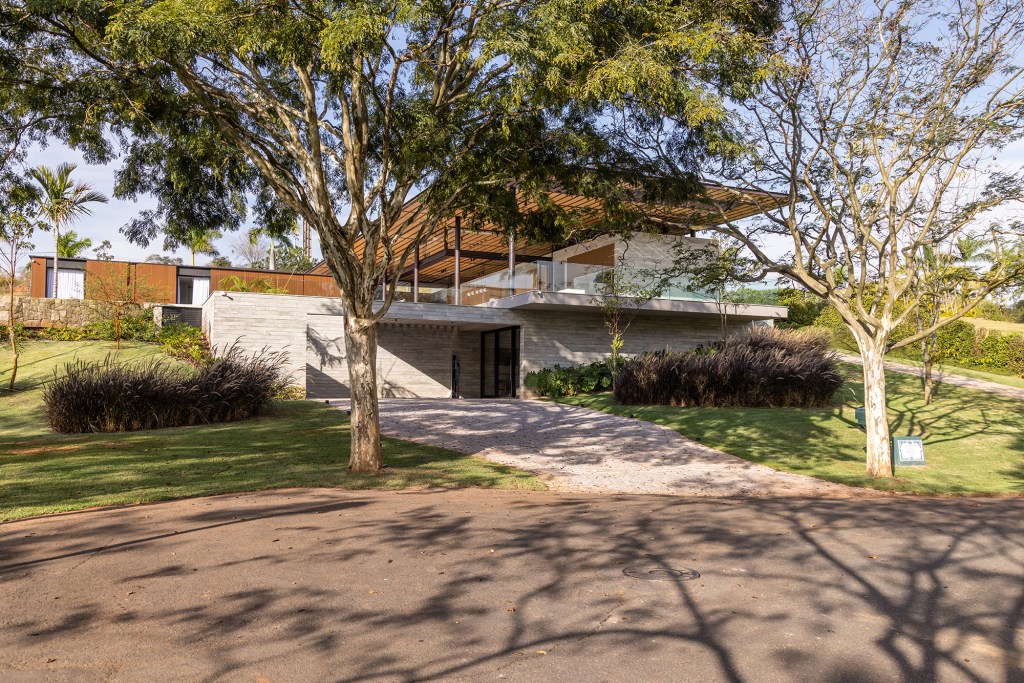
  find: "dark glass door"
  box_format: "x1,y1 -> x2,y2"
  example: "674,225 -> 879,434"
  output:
481,327 -> 519,398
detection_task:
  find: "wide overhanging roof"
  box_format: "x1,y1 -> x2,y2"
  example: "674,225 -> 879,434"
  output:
312,183 -> 783,282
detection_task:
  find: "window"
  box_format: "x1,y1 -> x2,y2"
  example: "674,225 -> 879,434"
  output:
177,275 -> 211,305
45,268 -> 85,299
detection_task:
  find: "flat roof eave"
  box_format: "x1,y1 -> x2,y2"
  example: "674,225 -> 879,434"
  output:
478,290 -> 789,321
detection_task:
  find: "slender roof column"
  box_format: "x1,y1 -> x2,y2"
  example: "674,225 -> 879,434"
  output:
508,233 -> 515,297
413,244 -> 419,303
508,186 -> 517,297
454,215 -> 462,305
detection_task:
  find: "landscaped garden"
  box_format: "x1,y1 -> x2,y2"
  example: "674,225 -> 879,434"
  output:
0,340 -> 543,522
560,362 -> 1024,496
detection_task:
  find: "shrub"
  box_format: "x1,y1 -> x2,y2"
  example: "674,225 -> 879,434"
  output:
777,288 -> 826,328
935,320 -> 977,363
524,360 -> 614,398
44,345 -> 289,433
159,322 -> 212,366
614,327 -> 843,408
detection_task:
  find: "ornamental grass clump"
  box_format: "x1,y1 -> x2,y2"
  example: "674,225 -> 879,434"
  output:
614,327 -> 842,408
44,345 -> 289,433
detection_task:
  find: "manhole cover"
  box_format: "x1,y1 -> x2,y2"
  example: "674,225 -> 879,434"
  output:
622,566 -> 700,582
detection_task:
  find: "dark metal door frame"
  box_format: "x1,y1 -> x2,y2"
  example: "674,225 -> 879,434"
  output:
480,326 -> 520,398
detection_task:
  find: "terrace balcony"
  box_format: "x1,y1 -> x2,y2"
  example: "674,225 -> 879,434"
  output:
382,259 -> 713,307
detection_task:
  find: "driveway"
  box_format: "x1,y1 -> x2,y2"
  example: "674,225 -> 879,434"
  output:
362,399 -> 869,497
1,489 -> 1022,682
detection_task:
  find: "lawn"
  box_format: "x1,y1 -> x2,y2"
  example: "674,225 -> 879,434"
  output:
560,364 -> 1024,495
0,340 -> 543,522
880,354 -> 1024,390
965,317 -> 1024,335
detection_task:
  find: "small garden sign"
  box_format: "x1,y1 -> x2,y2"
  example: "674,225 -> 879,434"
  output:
892,436 -> 926,468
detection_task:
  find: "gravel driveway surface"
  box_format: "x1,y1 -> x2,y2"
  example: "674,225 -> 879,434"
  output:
349,399 -> 872,497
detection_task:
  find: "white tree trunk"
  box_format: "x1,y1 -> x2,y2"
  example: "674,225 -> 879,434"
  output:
858,338 -> 893,477
7,278 -> 17,390
52,227 -> 59,299
344,315 -> 382,472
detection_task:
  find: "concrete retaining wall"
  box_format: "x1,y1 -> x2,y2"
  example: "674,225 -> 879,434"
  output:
203,291 -> 761,398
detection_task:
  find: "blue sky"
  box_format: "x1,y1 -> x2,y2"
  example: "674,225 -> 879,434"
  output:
22,135 -> 1024,269
24,142 -> 324,266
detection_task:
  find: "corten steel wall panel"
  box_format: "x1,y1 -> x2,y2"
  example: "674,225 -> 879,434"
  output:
567,243 -> 615,267
302,275 -> 339,297
130,263 -> 177,303
209,268 -> 306,295
30,257 -> 47,297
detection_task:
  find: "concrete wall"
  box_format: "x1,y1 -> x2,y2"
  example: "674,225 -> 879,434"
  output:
307,317 -> 483,398
515,309 -> 749,379
203,291 -> 759,399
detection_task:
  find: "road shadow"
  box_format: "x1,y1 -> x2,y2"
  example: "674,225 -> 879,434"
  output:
1,491 -> 1022,681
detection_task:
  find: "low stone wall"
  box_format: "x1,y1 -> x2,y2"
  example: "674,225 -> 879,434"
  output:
11,296 -> 157,328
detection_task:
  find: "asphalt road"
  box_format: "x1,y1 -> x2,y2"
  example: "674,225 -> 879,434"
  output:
1,489 -> 1022,682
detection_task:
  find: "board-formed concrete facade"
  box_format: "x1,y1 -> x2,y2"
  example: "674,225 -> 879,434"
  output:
202,291 -> 784,399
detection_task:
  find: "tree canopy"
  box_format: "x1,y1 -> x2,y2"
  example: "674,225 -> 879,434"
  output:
4,0 -> 779,469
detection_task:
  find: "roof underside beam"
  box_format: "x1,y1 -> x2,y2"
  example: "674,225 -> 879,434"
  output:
398,249 -> 544,280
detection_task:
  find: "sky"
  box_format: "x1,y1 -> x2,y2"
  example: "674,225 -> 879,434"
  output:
20,135 -> 1024,271
23,142 -> 324,266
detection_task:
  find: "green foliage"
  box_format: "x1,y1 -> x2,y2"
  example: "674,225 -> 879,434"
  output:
812,306 -> 857,351
524,360 -> 615,398
159,322 -> 211,366
56,229 -> 92,258
219,275 -> 287,294
777,289 -> 826,328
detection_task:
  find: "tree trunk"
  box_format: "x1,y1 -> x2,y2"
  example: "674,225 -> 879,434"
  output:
344,315 -> 382,472
858,340 -> 893,477
269,242 -> 276,271
52,227 -> 60,299
7,282 -> 17,390
922,337 -> 934,405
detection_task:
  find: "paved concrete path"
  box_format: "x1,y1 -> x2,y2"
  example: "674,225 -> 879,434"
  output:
838,353 -> 1024,401
2,489 -> 1022,682
358,399 -> 871,497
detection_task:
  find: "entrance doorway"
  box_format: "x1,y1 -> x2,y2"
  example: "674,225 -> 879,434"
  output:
481,327 -> 519,398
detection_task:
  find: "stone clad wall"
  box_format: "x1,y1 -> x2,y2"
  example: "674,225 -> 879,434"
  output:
11,296 -> 156,328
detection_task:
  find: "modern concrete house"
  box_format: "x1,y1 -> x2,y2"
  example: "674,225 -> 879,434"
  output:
202,186 -> 789,399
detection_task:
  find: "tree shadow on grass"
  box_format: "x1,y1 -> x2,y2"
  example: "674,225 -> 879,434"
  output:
0,491 -> 1022,681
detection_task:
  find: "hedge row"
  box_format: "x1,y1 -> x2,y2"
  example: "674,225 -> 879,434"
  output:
44,345 -> 288,433
614,328 -> 843,407
814,307 -> 1024,375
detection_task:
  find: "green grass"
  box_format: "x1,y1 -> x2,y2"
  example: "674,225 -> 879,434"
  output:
965,317 -> 1024,335
880,354 -> 1024,390
559,364 -> 1024,496
0,341 -> 543,522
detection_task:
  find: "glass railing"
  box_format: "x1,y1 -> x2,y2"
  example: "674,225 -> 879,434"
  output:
378,260 -> 716,306
458,260 -> 714,305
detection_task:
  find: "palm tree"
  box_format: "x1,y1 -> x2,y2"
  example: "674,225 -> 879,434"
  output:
57,230 -> 93,258
181,227 -> 222,266
28,163 -> 107,298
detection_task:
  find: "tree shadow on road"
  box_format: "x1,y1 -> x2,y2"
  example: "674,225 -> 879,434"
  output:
2,491 -> 1023,681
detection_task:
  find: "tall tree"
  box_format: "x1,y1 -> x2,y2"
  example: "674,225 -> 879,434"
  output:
625,0 -> 1024,476
10,0 -> 778,471
28,163 -> 107,298
0,177 -> 37,390
57,229 -> 93,258
172,226 -> 222,266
